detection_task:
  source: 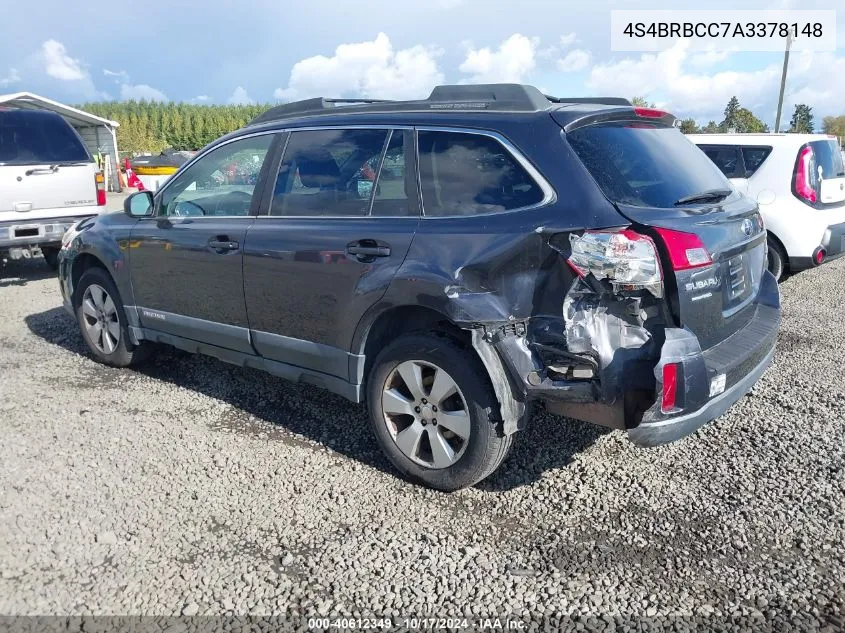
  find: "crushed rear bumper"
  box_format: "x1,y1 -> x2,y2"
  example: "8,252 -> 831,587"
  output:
629,271 -> 780,446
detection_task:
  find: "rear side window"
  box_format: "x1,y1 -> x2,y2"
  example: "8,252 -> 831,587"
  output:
700,145 -> 744,178
741,146 -> 772,176
0,111 -> 90,165
272,129 -> 388,217
417,131 -> 544,216
810,140 -> 845,179
567,124 -> 730,208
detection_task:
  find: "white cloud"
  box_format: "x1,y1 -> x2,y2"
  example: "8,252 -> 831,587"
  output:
458,34 -> 537,83
689,50 -> 731,68
120,83 -> 168,101
194,95 -> 209,102
0,67 -> 20,86
586,41 -> 845,124
41,40 -> 85,81
103,68 -> 130,83
273,33 -> 443,101
558,49 -> 591,73
228,86 -> 254,105
559,32 -> 578,47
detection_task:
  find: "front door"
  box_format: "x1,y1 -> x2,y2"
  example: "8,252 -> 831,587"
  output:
129,133 -> 276,353
243,128 -> 419,379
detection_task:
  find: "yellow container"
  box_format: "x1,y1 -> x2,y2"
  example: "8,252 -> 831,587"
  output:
134,165 -> 180,176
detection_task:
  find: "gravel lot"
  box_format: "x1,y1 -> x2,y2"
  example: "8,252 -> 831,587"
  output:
0,256 -> 843,629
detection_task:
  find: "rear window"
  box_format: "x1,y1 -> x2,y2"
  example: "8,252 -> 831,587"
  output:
567,123 -> 731,208
418,130 -> 544,216
810,140 -> 845,179
741,146 -> 772,176
0,110 -> 91,165
699,145 -> 743,178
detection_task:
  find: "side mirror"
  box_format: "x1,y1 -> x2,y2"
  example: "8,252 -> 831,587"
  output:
124,191 -> 155,218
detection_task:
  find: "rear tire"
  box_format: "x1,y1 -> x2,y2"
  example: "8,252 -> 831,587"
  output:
767,238 -> 785,281
367,333 -> 512,491
74,267 -> 151,367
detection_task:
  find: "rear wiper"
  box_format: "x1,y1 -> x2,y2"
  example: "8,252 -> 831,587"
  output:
674,188 -> 732,206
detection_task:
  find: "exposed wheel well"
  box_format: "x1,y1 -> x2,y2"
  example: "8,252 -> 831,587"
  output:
71,253 -> 110,302
361,306 -> 471,391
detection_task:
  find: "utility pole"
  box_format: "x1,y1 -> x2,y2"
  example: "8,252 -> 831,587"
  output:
774,32 -> 793,133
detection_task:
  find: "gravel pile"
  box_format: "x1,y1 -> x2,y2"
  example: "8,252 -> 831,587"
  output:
0,257 -> 842,630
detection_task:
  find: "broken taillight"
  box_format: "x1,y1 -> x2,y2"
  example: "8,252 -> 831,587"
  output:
654,228 -> 712,271
661,362 -> 678,412
794,145 -> 817,204
568,229 -> 663,297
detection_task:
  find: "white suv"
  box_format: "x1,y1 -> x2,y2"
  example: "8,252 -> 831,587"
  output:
1,108 -> 106,269
689,133 -> 845,279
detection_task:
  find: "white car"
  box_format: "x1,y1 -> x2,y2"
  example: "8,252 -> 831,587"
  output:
689,133 -> 845,279
0,108 -> 106,269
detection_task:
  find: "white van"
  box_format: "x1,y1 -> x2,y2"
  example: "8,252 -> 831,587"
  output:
1,108 -> 106,268
689,133 -> 845,279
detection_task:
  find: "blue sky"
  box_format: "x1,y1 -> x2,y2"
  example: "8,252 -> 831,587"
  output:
0,0 -> 842,128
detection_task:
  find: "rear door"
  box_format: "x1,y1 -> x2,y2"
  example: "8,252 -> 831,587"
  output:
242,128 -> 419,380
567,122 -> 766,350
129,133 -> 276,354
0,110 -> 99,221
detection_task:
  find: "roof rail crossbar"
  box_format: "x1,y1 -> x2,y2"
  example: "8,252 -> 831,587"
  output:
545,95 -> 632,106
323,98 -> 394,105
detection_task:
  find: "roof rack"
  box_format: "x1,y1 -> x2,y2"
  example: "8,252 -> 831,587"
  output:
249,84 -> 632,126
545,95 -> 632,106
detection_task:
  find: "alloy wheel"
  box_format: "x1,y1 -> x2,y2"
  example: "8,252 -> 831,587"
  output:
81,284 -> 120,354
381,360 -> 471,469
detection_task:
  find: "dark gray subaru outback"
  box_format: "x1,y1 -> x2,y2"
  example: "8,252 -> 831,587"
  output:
58,85 -> 780,490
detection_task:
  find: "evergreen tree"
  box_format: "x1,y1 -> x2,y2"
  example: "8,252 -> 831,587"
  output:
721,96 -> 741,132
679,118 -> 699,134
789,104 -> 814,133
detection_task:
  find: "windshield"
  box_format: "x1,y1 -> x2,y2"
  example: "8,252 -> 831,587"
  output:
567,123 -> 733,208
810,140 -> 845,179
0,110 -> 91,165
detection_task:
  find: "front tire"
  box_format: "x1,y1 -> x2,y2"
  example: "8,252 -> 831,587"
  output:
367,333 -> 512,491
767,238 -> 786,281
74,267 -> 150,367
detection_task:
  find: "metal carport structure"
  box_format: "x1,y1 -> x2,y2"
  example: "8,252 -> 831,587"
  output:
0,91 -> 122,191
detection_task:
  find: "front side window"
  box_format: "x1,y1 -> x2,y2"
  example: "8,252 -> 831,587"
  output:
417,131 -> 544,216
700,145 -> 744,179
271,129 -> 389,216
159,135 -> 273,217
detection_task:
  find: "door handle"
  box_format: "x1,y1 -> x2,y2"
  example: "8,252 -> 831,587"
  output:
208,238 -> 239,251
347,241 -> 391,258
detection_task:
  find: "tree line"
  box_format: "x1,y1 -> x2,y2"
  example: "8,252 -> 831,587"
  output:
77,98 -> 842,157
633,96 -> 841,137
76,101 -> 273,156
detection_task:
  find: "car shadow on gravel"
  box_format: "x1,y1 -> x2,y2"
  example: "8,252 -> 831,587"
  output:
26,306 -> 606,491
0,259 -> 56,286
